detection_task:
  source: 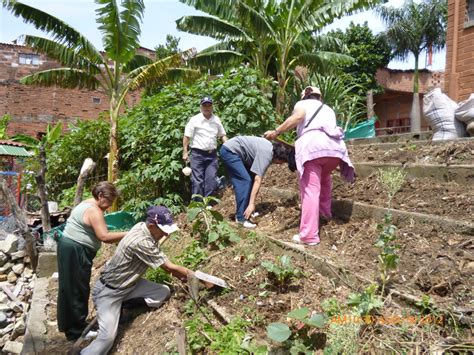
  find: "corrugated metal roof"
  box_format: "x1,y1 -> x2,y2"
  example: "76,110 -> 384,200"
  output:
0,140 -> 26,147
0,144 -> 31,157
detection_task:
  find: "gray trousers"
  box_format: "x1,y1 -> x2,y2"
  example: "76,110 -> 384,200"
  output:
190,148 -> 218,198
81,278 -> 170,355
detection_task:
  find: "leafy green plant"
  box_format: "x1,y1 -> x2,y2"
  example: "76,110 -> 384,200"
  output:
261,255 -> 301,289
176,240 -> 208,269
347,284 -> 383,316
321,298 -> 343,317
187,195 -> 240,249
0,114 -> 10,139
58,185 -> 92,210
375,214 -> 400,296
145,267 -> 172,285
267,307 -> 326,353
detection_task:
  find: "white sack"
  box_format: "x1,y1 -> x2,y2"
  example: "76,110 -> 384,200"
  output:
455,93 -> 474,123
423,88 -> 465,141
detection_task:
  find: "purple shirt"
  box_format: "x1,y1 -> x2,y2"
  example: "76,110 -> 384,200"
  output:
294,99 -> 355,182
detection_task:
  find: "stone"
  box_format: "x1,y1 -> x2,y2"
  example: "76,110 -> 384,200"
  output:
12,318 -> 25,338
0,323 -> 14,335
0,312 -> 7,327
22,267 -> 33,279
0,334 -> 8,348
9,250 -> 25,261
2,340 -> 23,354
0,275 -> 7,282
0,293 -> 7,304
0,235 -> 18,255
11,264 -> 24,276
6,271 -> 16,284
0,263 -> 13,274
7,302 -> 22,314
36,252 -> 57,278
0,304 -> 10,312
0,252 -> 8,267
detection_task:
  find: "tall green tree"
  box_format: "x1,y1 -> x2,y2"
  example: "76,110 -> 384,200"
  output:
377,0 -> 447,132
177,0 -> 383,115
330,22 -> 392,96
3,0 -> 198,187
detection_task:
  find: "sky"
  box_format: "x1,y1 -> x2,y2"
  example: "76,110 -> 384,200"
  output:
0,0 -> 446,71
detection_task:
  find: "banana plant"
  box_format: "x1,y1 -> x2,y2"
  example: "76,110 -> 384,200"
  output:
3,0 -> 200,201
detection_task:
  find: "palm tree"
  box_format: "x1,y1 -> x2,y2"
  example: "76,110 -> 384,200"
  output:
377,0 -> 447,133
177,0 -> 383,115
3,0 -> 198,184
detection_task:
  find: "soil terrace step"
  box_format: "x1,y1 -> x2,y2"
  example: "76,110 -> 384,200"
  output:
353,162 -> 474,184
346,132 -> 433,145
259,233 -> 472,326
347,137 -> 474,152
261,187 -> 474,236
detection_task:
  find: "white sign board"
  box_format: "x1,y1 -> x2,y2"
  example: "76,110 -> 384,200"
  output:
195,271 -> 229,289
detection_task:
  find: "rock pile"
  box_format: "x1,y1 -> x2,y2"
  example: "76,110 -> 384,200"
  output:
0,233 -> 35,354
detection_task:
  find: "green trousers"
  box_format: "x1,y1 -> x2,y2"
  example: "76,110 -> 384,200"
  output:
57,236 -> 96,341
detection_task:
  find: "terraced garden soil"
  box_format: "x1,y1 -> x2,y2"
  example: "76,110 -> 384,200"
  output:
38,140 -> 473,353
347,139 -> 474,165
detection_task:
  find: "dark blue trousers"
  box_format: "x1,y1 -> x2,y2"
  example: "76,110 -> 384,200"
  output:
190,148 -> 218,199
219,146 -> 254,222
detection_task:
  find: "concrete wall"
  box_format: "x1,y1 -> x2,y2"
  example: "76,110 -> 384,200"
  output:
0,43 -> 140,136
445,0 -> 474,101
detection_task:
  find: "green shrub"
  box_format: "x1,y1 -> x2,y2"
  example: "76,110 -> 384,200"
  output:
261,255 -> 301,288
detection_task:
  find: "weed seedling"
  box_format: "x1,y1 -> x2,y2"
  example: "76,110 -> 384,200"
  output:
261,255 -> 301,289
187,195 -> 240,249
375,214 -> 400,296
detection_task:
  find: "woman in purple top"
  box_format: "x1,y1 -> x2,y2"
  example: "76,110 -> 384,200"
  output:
264,86 -> 355,246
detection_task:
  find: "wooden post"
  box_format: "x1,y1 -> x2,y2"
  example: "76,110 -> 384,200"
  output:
0,177 -> 38,271
176,327 -> 187,355
74,158 -> 96,207
35,143 -> 51,232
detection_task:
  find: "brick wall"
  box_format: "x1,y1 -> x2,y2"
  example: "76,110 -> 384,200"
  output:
0,43 -> 140,136
445,0 -> 474,101
376,68 -> 444,94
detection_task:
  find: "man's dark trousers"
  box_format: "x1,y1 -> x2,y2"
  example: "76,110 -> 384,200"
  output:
190,148 -> 218,198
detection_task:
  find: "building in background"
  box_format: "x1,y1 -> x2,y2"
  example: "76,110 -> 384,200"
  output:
0,43 -> 147,136
445,0 -> 474,101
373,68 -> 444,135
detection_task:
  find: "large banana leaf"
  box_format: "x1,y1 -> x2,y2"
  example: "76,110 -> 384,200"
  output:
20,68 -> 101,90
21,35 -> 102,73
95,0 -> 144,63
3,0 -> 102,63
177,15 -> 250,41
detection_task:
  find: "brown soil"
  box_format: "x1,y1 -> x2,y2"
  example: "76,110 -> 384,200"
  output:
347,139 -> 474,165
39,140 -> 473,353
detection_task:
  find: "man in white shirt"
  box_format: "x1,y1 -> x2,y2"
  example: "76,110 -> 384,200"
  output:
183,96 -> 227,199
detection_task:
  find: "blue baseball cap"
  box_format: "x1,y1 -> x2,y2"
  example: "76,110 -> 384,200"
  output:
200,96 -> 213,105
146,206 -> 179,234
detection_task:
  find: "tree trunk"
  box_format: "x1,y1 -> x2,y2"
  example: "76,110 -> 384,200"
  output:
35,143 -> 51,232
108,100 -> 120,211
367,90 -> 375,119
410,54 -> 421,133
410,93 -> 421,133
0,178 -> 38,271
74,158 -> 96,207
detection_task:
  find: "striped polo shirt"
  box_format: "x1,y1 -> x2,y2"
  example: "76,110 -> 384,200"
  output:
99,222 -> 167,289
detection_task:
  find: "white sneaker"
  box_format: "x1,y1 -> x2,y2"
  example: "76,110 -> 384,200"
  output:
292,234 -> 319,246
243,220 -> 257,229
83,330 -> 98,340
235,219 -> 257,229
